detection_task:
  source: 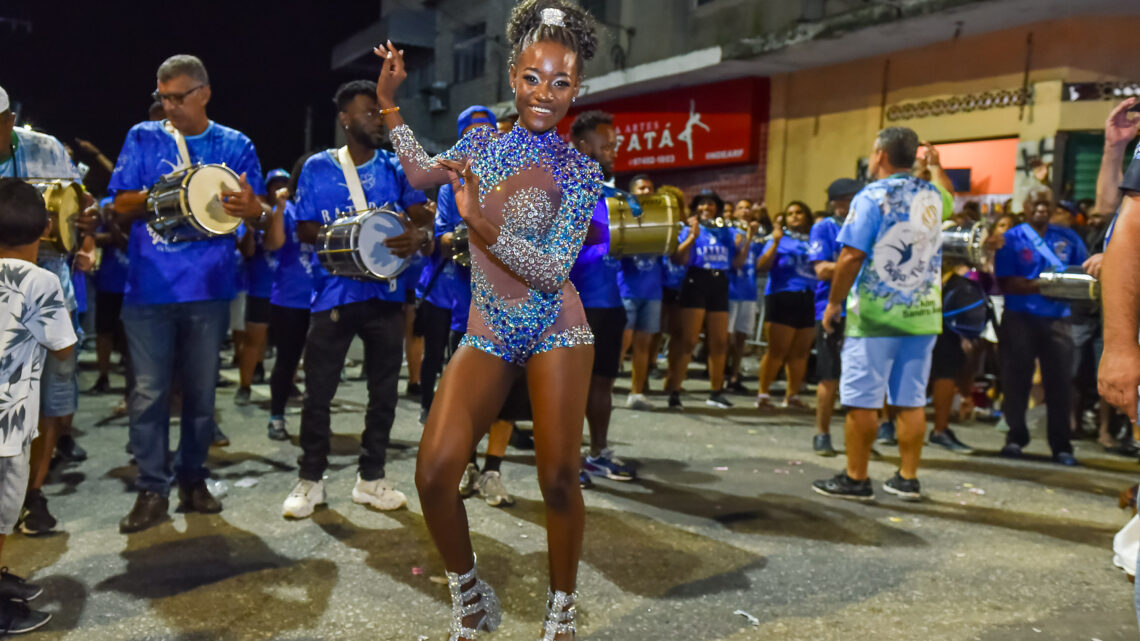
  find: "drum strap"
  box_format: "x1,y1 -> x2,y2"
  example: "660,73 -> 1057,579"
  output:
1016,223 -> 1065,271
163,121 -> 193,170
336,146 -> 369,213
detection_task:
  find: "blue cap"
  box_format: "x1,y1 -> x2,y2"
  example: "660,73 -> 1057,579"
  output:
457,105 -> 498,138
266,168 -> 291,184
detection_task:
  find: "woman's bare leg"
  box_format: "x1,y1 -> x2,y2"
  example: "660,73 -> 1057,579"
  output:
239,322 -> 268,388
758,323 -> 794,395
666,308 -> 706,393
705,311 -> 729,392
783,327 -> 817,399
415,346 -> 517,573
526,345 -> 593,592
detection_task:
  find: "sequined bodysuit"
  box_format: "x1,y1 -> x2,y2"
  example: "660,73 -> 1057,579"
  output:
392,123 -> 603,364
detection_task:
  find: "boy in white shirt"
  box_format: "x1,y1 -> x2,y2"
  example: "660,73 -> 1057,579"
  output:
0,178 -> 77,634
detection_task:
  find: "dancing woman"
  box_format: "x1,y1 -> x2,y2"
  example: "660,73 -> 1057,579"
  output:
375,1 -> 600,639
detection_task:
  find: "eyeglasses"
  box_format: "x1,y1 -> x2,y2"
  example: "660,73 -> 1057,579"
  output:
151,85 -> 205,106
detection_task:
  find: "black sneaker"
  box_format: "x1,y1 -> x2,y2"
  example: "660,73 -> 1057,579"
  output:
406,382 -> 421,398
812,472 -> 874,501
706,392 -> 733,409
54,435 -> 87,462
267,418 -> 289,442
1053,451 -> 1079,467
251,362 -> 266,385
875,421 -> 897,446
929,428 -> 974,455
418,407 -> 429,425
0,599 -> 51,635
234,386 -> 252,406
812,433 -> 837,457
509,429 -> 535,450
999,442 -> 1023,459
18,490 -> 57,535
667,391 -> 683,410
883,472 -> 922,501
0,569 -> 42,602
726,380 -> 750,396
212,427 -> 230,448
578,469 -> 594,490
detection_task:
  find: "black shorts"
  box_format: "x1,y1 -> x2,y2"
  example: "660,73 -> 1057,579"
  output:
662,287 -> 680,306
930,330 -> 966,380
95,290 -> 123,335
246,295 -> 271,324
678,267 -> 729,312
815,318 -> 845,381
765,290 -> 815,329
585,306 -> 626,378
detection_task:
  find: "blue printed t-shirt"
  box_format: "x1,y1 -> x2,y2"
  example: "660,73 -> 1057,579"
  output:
837,174 -> 948,337
618,255 -> 664,301
293,148 -> 427,313
994,223 -> 1088,318
270,201 -> 315,310
662,254 -> 687,290
417,183 -> 471,331
570,197 -> 623,309
729,234 -> 764,301
678,223 -> 736,271
761,235 -> 817,296
245,232 -> 275,299
808,216 -> 844,320
95,241 -> 130,294
108,120 -> 266,306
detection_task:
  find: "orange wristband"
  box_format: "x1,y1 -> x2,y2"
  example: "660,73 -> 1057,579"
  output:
380,106 -> 400,115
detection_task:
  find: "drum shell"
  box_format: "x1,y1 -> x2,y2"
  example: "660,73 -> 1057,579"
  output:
608,193 -> 682,257
146,165 -> 242,242
30,180 -> 83,253
315,209 -> 409,281
451,224 -> 471,267
1037,270 -> 1100,301
941,221 -> 992,270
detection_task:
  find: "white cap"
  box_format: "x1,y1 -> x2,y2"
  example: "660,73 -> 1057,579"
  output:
0,86 -> 8,113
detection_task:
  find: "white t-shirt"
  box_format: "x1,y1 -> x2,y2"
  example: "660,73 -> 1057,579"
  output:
0,259 -> 77,457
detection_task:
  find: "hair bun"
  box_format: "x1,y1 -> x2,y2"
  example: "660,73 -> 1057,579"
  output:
507,0 -> 599,67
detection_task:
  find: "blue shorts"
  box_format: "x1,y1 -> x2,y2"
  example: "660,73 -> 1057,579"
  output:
41,347 -> 78,418
622,298 -> 661,333
840,335 -> 937,409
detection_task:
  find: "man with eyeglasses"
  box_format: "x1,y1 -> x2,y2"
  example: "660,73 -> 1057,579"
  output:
108,54 -> 269,533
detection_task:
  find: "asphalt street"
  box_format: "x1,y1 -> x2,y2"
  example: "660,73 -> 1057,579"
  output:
7,351 -> 1139,641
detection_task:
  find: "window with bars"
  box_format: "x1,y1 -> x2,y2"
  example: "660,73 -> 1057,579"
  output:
453,23 -> 486,84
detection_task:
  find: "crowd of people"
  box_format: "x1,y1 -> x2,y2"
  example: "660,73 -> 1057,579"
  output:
1,0 -> 1137,636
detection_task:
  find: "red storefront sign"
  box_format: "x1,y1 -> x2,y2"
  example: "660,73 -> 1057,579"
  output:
560,77 -> 768,173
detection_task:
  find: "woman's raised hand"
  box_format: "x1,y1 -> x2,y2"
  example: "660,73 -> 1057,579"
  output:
437,158 -> 482,225
373,40 -> 406,108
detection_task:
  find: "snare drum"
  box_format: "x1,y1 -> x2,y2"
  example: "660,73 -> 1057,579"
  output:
607,192 -> 682,257
29,179 -> 84,253
942,220 -> 992,271
147,164 -> 242,242
1037,268 -> 1100,301
315,207 -> 409,281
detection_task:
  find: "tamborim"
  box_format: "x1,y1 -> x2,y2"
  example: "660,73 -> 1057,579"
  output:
315,207 -> 409,281
607,192 -> 682,257
147,164 -> 242,242
941,220 -> 992,271
451,224 -> 471,267
29,179 -> 83,253
1037,269 -> 1100,301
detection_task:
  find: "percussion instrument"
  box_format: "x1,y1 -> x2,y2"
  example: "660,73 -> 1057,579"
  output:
607,192 -> 682,257
146,164 -> 242,242
941,221 -> 992,271
451,224 -> 471,267
30,179 -> 84,253
315,207 -> 409,281
1037,268 -> 1100,301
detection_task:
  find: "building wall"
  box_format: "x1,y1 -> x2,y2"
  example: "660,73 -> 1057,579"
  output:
764,15 -> 1140,211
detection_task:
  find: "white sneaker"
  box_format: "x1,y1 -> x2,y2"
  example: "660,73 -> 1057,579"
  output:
352,475 -> 408,511
478,470 -> 515,507
282,479 -> 326,519
458,462 -> 481,498
625,393 -> 654,411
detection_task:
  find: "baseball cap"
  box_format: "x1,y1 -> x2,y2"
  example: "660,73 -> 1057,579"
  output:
266,168 -> 291,184
827,178 -> 863,201
456,105 -> 497,138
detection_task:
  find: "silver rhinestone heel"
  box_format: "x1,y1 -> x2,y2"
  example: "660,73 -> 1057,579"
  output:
540,589 -> 577,641
446,559 -> 501,641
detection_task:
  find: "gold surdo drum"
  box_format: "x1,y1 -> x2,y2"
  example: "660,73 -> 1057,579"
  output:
30,179 -> 84,253
607,192 -> 683,257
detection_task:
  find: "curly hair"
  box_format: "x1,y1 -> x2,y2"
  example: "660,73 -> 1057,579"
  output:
569,110 -> 612,140
506,0 -> 599,72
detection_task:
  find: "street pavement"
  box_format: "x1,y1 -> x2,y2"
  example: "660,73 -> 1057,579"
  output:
8,351 -> 1139,641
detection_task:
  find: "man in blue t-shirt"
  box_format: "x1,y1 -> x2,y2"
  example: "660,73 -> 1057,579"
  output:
108,55 -> 270,533
280,80 -> 432,520
995,199 -> 1090,466
813,127 -> 946,503
569,111 -> 636,487
808,178 -> 862,457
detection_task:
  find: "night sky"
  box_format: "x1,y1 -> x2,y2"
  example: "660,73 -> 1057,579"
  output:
2,1 -> 381,190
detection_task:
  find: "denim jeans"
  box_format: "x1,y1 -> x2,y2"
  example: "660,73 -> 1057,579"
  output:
298,299 -> 403,482
122,299 -> 228,495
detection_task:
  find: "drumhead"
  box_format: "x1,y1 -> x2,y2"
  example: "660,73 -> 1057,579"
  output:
357,210 -> 408,278
36,181 -> 82,252
186,165 -> 242,234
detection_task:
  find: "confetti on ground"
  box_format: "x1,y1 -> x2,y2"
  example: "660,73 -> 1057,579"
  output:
714,466 -> 729,471
889,517 -> 903,523
411,567 -> 423,575
234,477 -> 258,488
734,609 -> 761,626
